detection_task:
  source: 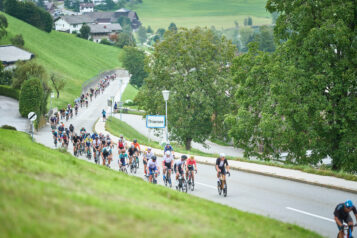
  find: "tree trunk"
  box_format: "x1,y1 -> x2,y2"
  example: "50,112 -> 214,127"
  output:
185,138 -> 192,150
56,90 -> 59,98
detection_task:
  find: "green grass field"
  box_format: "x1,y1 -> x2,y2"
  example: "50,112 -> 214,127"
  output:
133,0 -> 272,29
121,83 -> 138,101
0,128 -> 320,237
0,13 -> 122,108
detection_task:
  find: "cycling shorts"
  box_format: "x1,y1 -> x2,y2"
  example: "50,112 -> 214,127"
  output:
336,214 -> 353,230
143,159 -> 147,165
86,141 -> 91,146
164,162 -> 172,169
120,159 -> 126,166
149,167 -> 157,175
174,166 -> 183,174
188,165 -> 195,171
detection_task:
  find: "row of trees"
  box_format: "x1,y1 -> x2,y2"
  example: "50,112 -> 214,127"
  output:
2,0 -> 52,32
134,0 -> 356,171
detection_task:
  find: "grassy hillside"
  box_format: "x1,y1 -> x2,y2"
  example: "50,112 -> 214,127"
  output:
134,0 -> 271,29
0,13 -> 122,108
0,128 -> 320,238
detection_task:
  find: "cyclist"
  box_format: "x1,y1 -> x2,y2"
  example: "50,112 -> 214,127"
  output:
162,151 -> 174,184
85,135 -> 92,156
74,103 -> 78,116
147,155 -> 159,183
102,109 -> 106,121
119,149 -> 128,171
174,155 -> 187,188
61,132 -> 69,149
128,144 -> 138,166
164,143 -> 174,155
106,134 -> 113,149
118,137 -> 125,152
143,147 -> 154,176
71,133 -> 80,155
92,137 -> 101,161
69,124 -> 74,137
132,139 -> 141,152
216,153 -> 230,185
101,145 -> 111,166
186,155 -> 197,182
52,129 -> 58,147
58,122 -> 65,134
335,200 -> 357,238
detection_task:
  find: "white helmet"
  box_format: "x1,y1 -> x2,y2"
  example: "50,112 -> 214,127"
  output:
220,153 -> 225,158
165,151 -> 171,156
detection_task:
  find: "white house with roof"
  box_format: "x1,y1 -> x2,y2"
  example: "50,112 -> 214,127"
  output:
79,3 -> 94,14
88,23 -> 122,43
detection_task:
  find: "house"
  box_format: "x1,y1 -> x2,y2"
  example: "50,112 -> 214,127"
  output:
54,9 -> 141,33
79,3 -> 94,14
0,45 -> 34,69
88,23 -> 122,43
92,0 -> 105,6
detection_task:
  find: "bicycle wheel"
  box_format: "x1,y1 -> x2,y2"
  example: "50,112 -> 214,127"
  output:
217,181 -> 222,195
183,181 -> 188,193
223,184 -> 227,197
191,178 -> 195,191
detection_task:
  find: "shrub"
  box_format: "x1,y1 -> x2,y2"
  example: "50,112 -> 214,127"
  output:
100,38 -> 112,45
19,78 -> 43,120
0,85 -> 19,99
10,34 -> 24,47
1,125 -> 17,130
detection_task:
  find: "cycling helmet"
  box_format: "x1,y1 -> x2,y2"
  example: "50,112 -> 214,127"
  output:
120,135 -> 123,138
165,151 -> 171,156
133,139 -> 137,143
220,153 -> 225,158
181,155 -> 187,160
152,156 -> 157,161
345,200 -> 354,208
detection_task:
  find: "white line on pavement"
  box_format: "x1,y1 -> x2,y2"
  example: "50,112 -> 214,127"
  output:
196,182 -> 217,189
286,207 -> 335,223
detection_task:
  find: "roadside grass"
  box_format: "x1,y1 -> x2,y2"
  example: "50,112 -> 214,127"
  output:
121,83 -> 139,102
106,116 -> 219,157
133,0 -> 271,29
0,128 -> 320,238
0,13 -> 122,108
106,117 -> 357,182
210,138 -> 232,147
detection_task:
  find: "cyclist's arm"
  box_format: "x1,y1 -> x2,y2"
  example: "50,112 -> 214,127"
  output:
194,160 -> 197,170
335,216 -> 343,227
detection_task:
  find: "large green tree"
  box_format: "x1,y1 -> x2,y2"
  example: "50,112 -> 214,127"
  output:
0,14 -> 8,40
136,26 -> 147,44
19,78 -> 43,122
79,24 -> 90,39
120,46 -> 147,88
136,28 -> 235,149
228,0 -> 357,171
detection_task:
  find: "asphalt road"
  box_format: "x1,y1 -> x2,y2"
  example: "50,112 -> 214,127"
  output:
0,96 -> 29,132
31,73 -> 355,238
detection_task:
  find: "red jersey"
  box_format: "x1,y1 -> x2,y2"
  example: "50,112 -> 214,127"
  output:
186,159 -> 196,166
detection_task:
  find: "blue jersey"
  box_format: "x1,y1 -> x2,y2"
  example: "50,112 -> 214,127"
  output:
164,145 -> 173,153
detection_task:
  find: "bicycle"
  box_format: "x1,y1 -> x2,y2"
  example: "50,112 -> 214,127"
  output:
164,168 -> 172,188
187,170 -> 197,191
93,149 -> 100,165
148,171 -> 158,184
120,164 -> 128,174
130,160 -> 137,174
340,224 -> 357,238
54,137 -> 58,147
135,156 -> 140,169
86,147 -> 92,160
176,173 -> 187,193
217,172 -> 230,197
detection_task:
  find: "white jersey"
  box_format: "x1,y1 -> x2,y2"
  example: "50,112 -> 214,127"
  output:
163,154 -> 174,163
93,140 -> 101,147
174,159 -> 185,167
145,151 -> 154,160
147,159 -> 158,168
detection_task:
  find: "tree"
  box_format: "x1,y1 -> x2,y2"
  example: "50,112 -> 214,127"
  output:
136,28 -> 236,150
49,73 -> 65,98
79,24 -> 90,39
168,22 -> 177,32
12,61 -> 47,89
136,25 -> 147,44
10,34 -> 25,47
115,32 -> 136,48
254,26 -> 275,52
244,17 -> 253,26
19,77 -> 43,123
118,16 -> 131,30
239,27 -> 254,52
156,28 -> 165,39
105,0 -> 115,10
72,0 -> 80,12
0,14 -> 8,40
146,25 -> 153,34
120,46 -> 147,88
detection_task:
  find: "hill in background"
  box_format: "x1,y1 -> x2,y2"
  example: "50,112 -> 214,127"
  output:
134,0 -> 271,29
0,13 -> 122,108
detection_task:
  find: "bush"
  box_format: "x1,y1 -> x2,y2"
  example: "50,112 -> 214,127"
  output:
10,34 -> 24,47
0,85 -> 19,99
1,125 -> 17,130
19,78 -> 43,120
100,38 -> 112,45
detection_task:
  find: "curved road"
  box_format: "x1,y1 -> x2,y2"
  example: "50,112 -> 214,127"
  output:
27,73 -> 354,238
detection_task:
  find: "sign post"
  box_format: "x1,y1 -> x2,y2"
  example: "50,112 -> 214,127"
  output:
28,112 -> 37,141
146,115 -> 165,143
50,92 -> 55,110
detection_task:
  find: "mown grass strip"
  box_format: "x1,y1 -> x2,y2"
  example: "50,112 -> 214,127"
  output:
0,128 -> 320,238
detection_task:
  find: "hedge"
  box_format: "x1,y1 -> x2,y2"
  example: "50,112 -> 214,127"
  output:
0,85 -> 20,100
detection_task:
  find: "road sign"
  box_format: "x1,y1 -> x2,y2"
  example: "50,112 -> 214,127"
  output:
50,92 -> 55,98
146,115 -> 165,128
27,112 -> 37,122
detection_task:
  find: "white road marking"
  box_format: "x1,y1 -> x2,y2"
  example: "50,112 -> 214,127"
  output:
286,207 -> 335,223
196,182 -> 216,189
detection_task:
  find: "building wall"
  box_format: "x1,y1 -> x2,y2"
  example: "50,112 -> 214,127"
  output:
80,7 -> 94,14
55,19 -> 82,33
